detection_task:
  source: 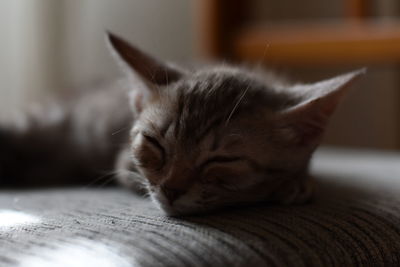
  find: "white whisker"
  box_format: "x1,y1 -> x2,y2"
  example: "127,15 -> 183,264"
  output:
80,170 -> 117,189
257,43 -> 270,68
225,83 -> 251,126
111,126 -> 130,136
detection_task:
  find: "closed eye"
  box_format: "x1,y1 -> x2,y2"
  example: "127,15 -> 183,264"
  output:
199,156 -> 244,170
142,134 -> 166,164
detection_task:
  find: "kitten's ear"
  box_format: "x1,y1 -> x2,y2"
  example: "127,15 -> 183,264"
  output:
277,69 -> 365,146
107,32 -> 183,85
107,32 -> 184,113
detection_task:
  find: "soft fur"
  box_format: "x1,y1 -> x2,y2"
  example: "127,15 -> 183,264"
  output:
0,33 -> 364,215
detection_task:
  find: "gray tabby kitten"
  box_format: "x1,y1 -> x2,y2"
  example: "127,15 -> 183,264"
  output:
0,32 -> 363,215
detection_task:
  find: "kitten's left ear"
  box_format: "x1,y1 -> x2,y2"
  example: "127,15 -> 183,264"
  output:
107,32 -> 183,85
277,69 -> 365,146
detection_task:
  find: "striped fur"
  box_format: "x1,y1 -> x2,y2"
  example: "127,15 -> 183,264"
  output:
0,33 -> 364,215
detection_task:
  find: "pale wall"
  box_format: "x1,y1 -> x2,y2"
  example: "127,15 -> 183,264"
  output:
0,0 -> 398,150
0,0 -> 194,116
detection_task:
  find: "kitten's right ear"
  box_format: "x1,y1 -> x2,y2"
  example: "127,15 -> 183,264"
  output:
107,32 -> 183,85
107,32 -> 184,113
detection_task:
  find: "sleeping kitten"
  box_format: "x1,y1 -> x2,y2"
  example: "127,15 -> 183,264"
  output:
0,32 -> 364,215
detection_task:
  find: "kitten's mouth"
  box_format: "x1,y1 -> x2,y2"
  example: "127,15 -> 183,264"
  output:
151,193 -> 205,216
150,192 -> 178,215
160,186 -> 184,206
154,200 -> 185,216
157,204 -> 182,216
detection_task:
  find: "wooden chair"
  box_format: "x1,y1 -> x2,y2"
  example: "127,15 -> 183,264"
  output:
198,0 -> 400,66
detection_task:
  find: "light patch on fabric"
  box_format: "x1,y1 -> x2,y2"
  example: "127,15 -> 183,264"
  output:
0,210 -> 41,228
19,239 -> 133,267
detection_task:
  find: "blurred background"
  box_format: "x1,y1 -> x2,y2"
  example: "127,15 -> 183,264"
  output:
0,0 -> 399,150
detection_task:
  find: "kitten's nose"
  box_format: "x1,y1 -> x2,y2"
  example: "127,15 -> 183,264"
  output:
161,186 -> 184,205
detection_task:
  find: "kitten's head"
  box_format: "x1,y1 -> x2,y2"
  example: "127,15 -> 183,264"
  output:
108,33 -> 364,215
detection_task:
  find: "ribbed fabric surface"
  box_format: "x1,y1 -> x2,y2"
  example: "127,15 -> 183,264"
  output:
0,148 -> 399,267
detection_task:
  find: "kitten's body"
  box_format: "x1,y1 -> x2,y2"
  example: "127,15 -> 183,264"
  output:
0,82 -> 132,186
0,67 -> 293,186
0,33 -> 363,215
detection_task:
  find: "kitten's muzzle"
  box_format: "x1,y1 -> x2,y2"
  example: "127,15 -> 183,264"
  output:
161,186 -> 184,205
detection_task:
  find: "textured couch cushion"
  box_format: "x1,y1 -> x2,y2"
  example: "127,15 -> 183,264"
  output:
0,147 -> 400,267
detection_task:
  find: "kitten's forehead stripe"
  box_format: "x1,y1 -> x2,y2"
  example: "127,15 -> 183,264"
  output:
172,70 -> 272,145
197,118 -> 221,144
173,92 -> 185,138
160,119 -> 172,137
211,131 -> 222,151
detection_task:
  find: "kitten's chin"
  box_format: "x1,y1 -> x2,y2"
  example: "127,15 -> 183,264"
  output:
157,204 -> 184,217
154,200 -> 197,216
150,194 -> 180,216
151,196 -> 207,217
